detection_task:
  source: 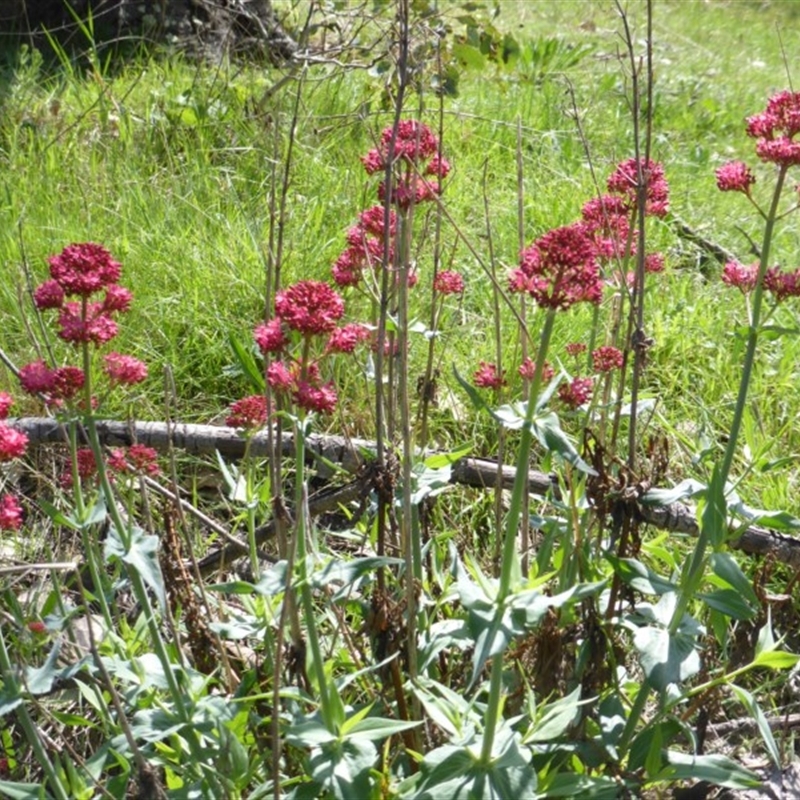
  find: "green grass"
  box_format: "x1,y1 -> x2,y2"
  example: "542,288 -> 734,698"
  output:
0,2 -> 799,489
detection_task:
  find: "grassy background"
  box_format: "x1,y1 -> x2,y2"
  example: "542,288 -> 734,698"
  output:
2,0 -> 800,509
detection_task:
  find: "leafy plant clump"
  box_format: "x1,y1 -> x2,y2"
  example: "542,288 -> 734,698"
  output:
3,2 -> 800,799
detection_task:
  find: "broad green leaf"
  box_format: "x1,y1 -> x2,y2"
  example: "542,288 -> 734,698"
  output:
628,719 -> 684,772
535,773 -> 622,798
344,716 -> 423,741
702,463 -> 729,548
104,525 -> 166,610
210,561 -> 288,597
411,462 -> 453,504
309,737 -> 376,800
38,498 -> 80,531
209,617 -> 262,640
215,449 -> 246,502
606,555 -> 677,595
710,553 -> 759,605
129,708 -> 185,743
530,411 -> 597,475
657,751 -> 759,789
632,625 -> 700,690
286,719 -> 338,748
525,686 -> 587,742
452,42 -> 487,69
755,609 -> 776,656
0,689 -> 23,716
751,650 -> 800,670
0,781 -> 48,800
731,684 -> 780,768
313,556 -> 404,599
698,589 -> 757,620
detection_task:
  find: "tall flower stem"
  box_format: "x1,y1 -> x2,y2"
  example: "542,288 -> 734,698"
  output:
292,415 -> 336,729
669,164 -> 787,633
480,308 -> 556,765
397,206 -> 423,695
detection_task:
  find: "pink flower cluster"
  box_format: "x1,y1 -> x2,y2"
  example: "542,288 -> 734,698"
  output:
558,377 -> 594,409
233,280 -> 363,423
0,393 -> 25,530
716,161 -> 756,194
607,158 -> 670,217
746,91 -> 800,167
433,270 -> 465,295
225,395 -> 270,431
592,346 -> 624,373
32,244 -> 132,346
0,493 -> 22,531
21,244 -> 147,407
332,206 -> 396,287
473,361 -> 506,390
361,120 -> 450,209
581,194 -> 635,261
107,444 -> 160,476
518,358 -> 555,382
510,223 -> 603,310
721,260 -> 800,302
60,448 -> 98,489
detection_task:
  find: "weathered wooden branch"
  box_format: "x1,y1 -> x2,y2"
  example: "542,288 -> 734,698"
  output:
11,417 -> 800,571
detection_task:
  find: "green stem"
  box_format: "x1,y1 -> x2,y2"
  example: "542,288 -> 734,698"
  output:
669,165 -> 787,633
480,308 -> 557,765
293,417 -> 336,729
243,437 -> 260,576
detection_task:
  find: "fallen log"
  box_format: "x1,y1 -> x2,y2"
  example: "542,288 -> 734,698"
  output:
10,417 -> 800,571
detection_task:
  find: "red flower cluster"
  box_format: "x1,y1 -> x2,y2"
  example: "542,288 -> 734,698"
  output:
361,120 -> 450,210
510,223 -> 603,310
0,423 -> 27,461
0,393 -> 13,419
721,261 -> 759,293
333,206 -> 396,287
607,158 -> 670,217
19,361 -> 85,403
225,395 -> 270,431
518,358 -> 555,382
326,323 -> 372,354
592,346 -> 624,373
32,244 -> 132,347
716,161 -> 756,193
565,342 -> 587,357
275,281 -> 344,336
581,194 -> 635,260
558,377 -> 594,409
764,267 -> 800,302
254,319 -> 286,354
473,361 -> 506,390
246,280 -> 355,417
746,91 -> 800,167
107,444 -> 160,476
645,253 -> 666,273
362,120 -> 440,173
0,494 -> 22,531
60,447 -> 98,489
432,270 -> 465,295
104,353 -> 148,387
267,360 -> 338,414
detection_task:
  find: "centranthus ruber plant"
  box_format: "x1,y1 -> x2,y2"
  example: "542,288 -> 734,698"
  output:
240,277 -> 369,739
10,242 -> 224,795
669,91 -> 800,631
